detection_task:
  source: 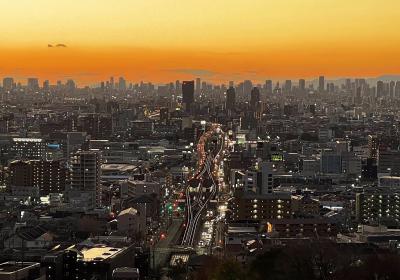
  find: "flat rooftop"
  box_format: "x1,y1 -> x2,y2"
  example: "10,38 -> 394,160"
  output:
101,164 -> 137,171
78,246 -> 124,262
228,226 -> 258,233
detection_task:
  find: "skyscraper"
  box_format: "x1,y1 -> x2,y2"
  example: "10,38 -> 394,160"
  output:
66,79 -> 76,92
299,79 -> 305,92
318,76 -> 325,92
376,81 -> 384,98
250,87 -> 260,108
284,80 -> 292,94
27,78 -> 39,91
195,78 -> 201,96
389,81 -> 395,98
328,83 -> 335,93
345,79 -> 352,92
274,82 -> 281,94
355,87 -> 362,104
70,150 -> 102,208
43,80 -> 49,91
175,80 -> 181,95
182,80 -> 195,112
395,81 -> 400,98
243,80 -> 253,100
265,80 -> 273,94
368,135 -> 378,159
201,81 -> 207,93
261,161 -> 275,194
160,107 -> 169,124
3,77 -> 14,91
119,77 -> 127,91
226,87 -> 236,111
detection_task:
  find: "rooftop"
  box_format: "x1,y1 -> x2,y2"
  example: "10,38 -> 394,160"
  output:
78,245 -> 124,262
118,207 -> 138,217
12,137 -> 43,142
101,164 -> 137,172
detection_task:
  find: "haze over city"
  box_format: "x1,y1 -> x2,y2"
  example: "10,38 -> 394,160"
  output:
1,0 -> 400,84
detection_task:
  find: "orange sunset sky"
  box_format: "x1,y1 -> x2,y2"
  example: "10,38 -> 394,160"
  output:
1,0 -> 400,85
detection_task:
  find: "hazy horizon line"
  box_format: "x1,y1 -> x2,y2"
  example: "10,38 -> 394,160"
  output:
2,74 -> 400,87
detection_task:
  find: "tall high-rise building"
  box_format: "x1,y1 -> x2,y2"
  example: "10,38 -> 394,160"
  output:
160,107 -> 169,124
355,87 -> 362,104
27,78 -> 39,91
201,81 -> 207,93
110,77 -> 114,89
261,161 -> 275,194
265,80 -> 273,94
33,160 -> 67,195
318,76 -> 325,92
320,151 -> 342,174
377,149 -> 400,176
356,190 -> 400,226
273,82 -> 281,94
389,81 -> 395,98
77,113 -> 113,139
368,135 -> 379,159
250,87 -> 260,108
226,87 -> 236,111
8,160 -> 34,189
376,81 -> 384,98
345,79 -> 351,91
284,80 -> 292,94
395,81 -> 400,98
182,80 -> 195,112
43,80 -> 49,91
66,79 -> 76,92
3,77 -> 14,91
298,79 -> 305,92
70,150 -> 102,207
243,80 -> 253,99
328,83 -> 335,93
175,80 -> 181,95
9,159 -> 67,196
157,85 -> 168,97
118,77 -> 126,91
195,78 -> 201,96
355,78 -> 366,90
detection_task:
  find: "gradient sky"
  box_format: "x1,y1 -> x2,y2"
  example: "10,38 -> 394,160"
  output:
1,0 -> 400,85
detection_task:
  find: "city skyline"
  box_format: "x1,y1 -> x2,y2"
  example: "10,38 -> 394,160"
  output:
3,74 -> 400,88
1,0 -> 400,84
3,1 -> 400,279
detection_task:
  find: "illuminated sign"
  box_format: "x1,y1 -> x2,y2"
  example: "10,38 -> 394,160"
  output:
271,154 -> 283,161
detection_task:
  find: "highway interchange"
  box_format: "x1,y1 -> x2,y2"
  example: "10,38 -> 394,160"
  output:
181,124 -> 224,248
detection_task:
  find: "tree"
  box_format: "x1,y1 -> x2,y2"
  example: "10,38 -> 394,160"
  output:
212,259 -> 246,280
